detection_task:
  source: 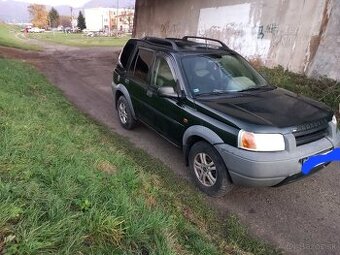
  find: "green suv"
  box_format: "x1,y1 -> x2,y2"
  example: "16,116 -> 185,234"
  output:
112,36 -> 339,196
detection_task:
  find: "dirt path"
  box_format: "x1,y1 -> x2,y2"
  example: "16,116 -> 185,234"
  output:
1,44 -> 339,255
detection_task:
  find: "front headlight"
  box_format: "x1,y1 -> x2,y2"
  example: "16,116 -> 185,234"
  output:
332,115 -> 337,126
238,130 -> 285,152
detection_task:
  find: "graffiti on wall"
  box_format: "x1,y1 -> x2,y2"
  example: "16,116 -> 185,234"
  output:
197,4 -> 271,60
195,2 -> 327,73
160,21 -> 181,38
257,23 -> 279,39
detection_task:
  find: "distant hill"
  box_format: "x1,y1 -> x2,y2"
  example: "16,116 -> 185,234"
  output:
0,0 -> 135,23
0,0 -> 73,23
84,0 -> 135,8
0,0 -> 30,23
55,6 -> 74,17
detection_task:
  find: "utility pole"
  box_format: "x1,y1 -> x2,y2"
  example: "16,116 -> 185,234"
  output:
102,14 -> 104,32
117,0 -> 119,31
70,7 -> 73,29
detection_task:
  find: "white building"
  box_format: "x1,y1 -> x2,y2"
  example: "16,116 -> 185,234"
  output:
84,8 -> 134,32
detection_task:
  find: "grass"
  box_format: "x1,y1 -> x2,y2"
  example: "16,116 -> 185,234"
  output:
0,23 -> 128,49
259,66 -> 340,114
0,58 -> 279,254
226,216 -> 279,255
28,32 -> 130,47
0,23 -> 40,51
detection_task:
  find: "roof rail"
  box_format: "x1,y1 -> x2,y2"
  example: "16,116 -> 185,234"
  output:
182,36 -> 228,49
165,37 -> 180,41
143,37 -> 179,50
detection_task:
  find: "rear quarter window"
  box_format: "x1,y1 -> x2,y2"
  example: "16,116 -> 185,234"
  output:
120,41 -> 136,68
132,49 -> 154,84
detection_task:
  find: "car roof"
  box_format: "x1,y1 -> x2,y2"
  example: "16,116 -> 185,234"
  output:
131,36 -> 233,55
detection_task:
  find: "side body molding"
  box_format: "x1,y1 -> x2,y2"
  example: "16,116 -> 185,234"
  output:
112,82 -> 137,120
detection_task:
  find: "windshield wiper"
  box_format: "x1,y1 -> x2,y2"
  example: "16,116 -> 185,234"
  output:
239,85 -> 274,92
195,90 -> 229,97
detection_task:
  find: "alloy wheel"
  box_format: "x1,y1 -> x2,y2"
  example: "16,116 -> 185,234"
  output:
118,101 -> 128,124
193,153 -> 217,187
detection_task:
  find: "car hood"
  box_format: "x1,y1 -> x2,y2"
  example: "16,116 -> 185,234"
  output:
195,88 -> 333,128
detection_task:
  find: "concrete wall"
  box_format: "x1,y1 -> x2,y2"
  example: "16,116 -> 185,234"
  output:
306,0 -> 340,80
134,0 -> 339,81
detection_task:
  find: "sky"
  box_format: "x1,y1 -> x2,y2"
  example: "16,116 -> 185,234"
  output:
8,0 -> 91,7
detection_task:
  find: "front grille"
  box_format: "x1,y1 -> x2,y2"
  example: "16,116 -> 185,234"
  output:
293,119 -> 329,146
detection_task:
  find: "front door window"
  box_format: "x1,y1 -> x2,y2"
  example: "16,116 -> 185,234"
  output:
153,57 -> 176,89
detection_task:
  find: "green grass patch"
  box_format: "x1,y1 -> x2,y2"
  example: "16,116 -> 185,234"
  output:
0,23 -> 40,51
260,66 -> 340,113
29,32 -> 130,47
226,216 -> 279,255
0,58 -> 279,254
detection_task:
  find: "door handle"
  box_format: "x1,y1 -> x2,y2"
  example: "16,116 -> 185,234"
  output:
146,90 -> 153,97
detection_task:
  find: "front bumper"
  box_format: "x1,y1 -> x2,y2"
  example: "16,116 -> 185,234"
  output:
215,124 -> 339,187
273,163 -> 330,187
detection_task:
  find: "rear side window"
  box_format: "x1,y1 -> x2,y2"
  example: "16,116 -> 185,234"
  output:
120,41 -> 135,68
133,49 -> 154,83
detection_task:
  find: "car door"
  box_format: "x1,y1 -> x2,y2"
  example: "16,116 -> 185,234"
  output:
144,54 -> 187,146
127,47 -> 155,126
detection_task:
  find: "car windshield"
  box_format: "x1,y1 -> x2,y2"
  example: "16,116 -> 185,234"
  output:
181,54 -> 269,96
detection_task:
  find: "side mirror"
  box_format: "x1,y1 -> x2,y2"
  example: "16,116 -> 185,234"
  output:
157,86 -> 179,98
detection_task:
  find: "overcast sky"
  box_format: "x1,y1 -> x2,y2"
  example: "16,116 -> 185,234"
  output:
11,0 -> 91,7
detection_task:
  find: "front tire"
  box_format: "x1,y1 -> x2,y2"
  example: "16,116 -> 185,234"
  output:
188,141 -> 233,197
117,96 -> 137,130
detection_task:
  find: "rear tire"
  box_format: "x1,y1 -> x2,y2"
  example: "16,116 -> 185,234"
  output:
188,141 -> 233,197
117,96 -> 137,130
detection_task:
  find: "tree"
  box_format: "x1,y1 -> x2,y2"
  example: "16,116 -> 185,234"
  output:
48,7 -> 60,28
77,11 -> 86,30
59,16 -> 72,28
28,4 -> 48,28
